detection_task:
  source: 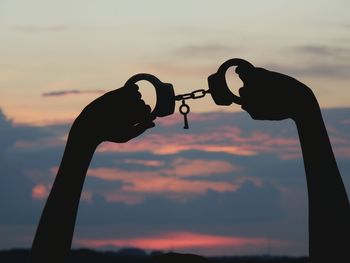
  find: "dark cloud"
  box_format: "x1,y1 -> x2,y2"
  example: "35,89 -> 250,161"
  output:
0,109 -> 69,224
0,109 -> 14,149
0,107 -> 349,252
42,89 -> 106,97
76,181 -> 284,225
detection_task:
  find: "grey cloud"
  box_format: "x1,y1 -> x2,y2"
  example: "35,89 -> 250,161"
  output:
0,109 -> 58,150
263,62 -> 350,78
42,89 -> 106,97
275,44 -> 350,78
85,177 -> 125,192
293,44 -> 350,59
0,107 -> 349,227
0,106 -> 348,255
14,25 -> 70,32
77,181 -> 284,226
0,109 -> 14,149
175,43 -> 237,57
0,110 -> 65,224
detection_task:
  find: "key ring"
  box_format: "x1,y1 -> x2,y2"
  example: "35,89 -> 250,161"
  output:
179,100 -> 190,129
179,100 -> 190,115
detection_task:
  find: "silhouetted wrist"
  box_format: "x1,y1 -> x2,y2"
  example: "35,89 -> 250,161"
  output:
291,87 -> 321,124
68,117 -> 102,149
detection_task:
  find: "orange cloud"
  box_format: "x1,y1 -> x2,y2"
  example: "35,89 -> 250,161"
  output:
31,183 -> 50,199
81,191 -> 93,202
32,181 -> 92,202
75,231 -> 289,252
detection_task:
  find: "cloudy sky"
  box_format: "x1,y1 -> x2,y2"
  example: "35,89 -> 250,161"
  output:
0,0 -> 349,256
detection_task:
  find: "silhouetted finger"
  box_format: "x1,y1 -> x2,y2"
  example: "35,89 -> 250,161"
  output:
134,104 -> 155,123
122,102 -> 152,125
239,87 -> 248,98
116,84 -> 140,100
104,84 -> 139,104
235,65 -> 254,84
129,121 -> 155,138
127,85 -> 143,101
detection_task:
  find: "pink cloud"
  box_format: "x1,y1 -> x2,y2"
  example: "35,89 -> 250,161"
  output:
123,159 -> 164,167
12,112 -> 349,160
97,133 -> 257,156
156,113 -> 223,127
47,158 -> 242,204
88,158 -> 237,180
162,158 -> 238,177
18,112 -> 350,160
85,158 -> 242,203
87,167 -> 239,195
95,124 -> 303,159
75,231 -> 290,252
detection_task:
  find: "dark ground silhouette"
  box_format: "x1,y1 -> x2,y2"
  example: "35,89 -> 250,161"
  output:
2,248 -> 309,263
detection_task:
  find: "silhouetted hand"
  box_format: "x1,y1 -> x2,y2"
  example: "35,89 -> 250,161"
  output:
71,84 -> 155,145
235,62 -> 350,262
237,66 -> 318,121
31,84 -> 156,263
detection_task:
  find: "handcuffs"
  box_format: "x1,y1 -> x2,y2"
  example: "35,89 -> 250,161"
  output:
123,58 -> 255,129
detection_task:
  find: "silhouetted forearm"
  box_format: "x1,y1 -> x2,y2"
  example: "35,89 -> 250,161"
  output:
31,132 -> 97,263
295,105 -> 350,262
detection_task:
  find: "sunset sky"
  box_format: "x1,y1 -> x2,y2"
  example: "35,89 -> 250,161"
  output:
0,0 -> 350,257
